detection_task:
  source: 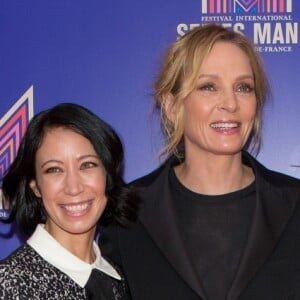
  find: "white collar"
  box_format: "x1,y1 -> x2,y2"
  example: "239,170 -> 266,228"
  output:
27,224 -> 121,287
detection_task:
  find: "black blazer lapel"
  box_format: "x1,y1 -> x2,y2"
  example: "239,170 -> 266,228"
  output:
227,153 -> 299,300
138,163 -> 207,300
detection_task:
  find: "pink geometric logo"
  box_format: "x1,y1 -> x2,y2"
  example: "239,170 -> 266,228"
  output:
0,86 -> 34,217
201,0 -> 292,14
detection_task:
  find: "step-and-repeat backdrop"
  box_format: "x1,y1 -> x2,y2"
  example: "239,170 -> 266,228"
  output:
0,0 -> 299,258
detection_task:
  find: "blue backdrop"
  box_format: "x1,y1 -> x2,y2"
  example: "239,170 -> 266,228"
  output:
1,0 -> 299,258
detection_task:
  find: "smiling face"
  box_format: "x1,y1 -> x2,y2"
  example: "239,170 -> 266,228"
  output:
30,127 -> 107,241
179,41 -> 257,159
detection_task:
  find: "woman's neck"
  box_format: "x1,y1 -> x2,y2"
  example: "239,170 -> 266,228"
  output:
174,153 -> 255,195
44,224 -> 96,264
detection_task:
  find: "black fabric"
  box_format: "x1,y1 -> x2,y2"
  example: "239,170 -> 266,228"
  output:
170,168 -> 255,300
85,268 -> 130,300
100,152 -> 300,300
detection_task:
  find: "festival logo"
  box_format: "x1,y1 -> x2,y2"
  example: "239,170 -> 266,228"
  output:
201,0 -> 292,14
0,86 -> 34,219
177,0 -> 298,53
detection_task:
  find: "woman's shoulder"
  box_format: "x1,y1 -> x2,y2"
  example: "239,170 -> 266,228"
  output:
256,160 -> 300,189
0,244 -> 33,270
0,244 -> 43,298
0,243 -> 54,279
244,151 -> 300,188
0,243 -> 87,299
130,155 -> 178,188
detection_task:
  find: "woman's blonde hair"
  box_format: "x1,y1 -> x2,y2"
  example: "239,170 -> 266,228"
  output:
154,23 -> 269,159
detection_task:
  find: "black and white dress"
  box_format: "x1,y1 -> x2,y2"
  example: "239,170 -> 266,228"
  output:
0,224 -> 130,299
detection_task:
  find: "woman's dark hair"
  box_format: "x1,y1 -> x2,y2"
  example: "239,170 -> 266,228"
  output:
2,103 -> 139,235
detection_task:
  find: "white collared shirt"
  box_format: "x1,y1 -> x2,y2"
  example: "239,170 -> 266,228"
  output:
27,224 -> 121,288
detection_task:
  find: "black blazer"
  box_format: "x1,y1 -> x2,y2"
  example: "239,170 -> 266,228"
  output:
100,152 -> 300,300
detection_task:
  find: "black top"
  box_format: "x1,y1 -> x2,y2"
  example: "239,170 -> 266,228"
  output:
85,267 -> 130,300
170,168 -> 256,300
100,152 -> 300,300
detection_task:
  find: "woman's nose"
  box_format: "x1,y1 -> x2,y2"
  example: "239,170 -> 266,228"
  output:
64,171 -> 84,195
217,91 -> 239,112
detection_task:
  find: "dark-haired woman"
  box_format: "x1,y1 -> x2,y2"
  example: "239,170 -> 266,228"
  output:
0,103 -> 138,299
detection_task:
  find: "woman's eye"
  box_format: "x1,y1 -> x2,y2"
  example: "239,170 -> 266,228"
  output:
237,83 -> 254,93
81,161 -> 98,170
199,83 -> 216,91
45,167 -> 61,174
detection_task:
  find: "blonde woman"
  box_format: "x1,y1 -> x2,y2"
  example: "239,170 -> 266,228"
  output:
100,24 -> 300,300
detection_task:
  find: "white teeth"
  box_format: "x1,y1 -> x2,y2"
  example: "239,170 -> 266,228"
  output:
210,123 -> 238,128
62,203 -> 90,212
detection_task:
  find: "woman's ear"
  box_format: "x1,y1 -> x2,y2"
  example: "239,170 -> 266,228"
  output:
29,180 -> 41,198
164,93 -> 176,123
